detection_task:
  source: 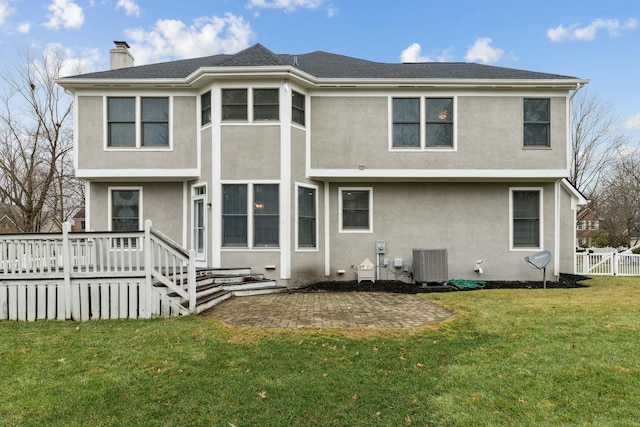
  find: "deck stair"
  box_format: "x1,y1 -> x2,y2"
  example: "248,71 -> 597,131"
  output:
157,268 -> 287,314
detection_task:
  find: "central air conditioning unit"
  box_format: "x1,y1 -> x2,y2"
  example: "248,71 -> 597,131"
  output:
413,249 -> 448,284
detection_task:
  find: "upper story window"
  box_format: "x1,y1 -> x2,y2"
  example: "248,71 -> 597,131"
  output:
425,98 -> 453,147
222,89 -> 248,121
577,220 -> 586,231
292,91 -> 305,126
392,97 -> 454,149
108,97 -> 135,147
221,88 -> 280,122
254,89 -> 279,120
141,98 -> 169,146
201,91 -> 211,126
392,98 -> 420,147
523,98 -> 550,147
107,97 -> 169,148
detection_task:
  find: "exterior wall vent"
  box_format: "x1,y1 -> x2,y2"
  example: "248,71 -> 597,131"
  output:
413,249 -> 448,284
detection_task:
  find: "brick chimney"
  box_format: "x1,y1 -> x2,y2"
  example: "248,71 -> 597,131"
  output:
110,41 -> 134,70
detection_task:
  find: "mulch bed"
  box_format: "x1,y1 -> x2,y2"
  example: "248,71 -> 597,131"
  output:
297,274 -> 590,294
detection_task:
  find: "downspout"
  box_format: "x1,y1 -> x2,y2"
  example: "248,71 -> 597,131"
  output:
567,82 -> 584,175
554,180 -> 561,278
560,83 -> 584,278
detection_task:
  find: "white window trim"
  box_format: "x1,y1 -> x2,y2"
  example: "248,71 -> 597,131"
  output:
388,96 -> 457,152
104,96 -> 173,151
221,180 -> 281,251
509,187 -> 543,251
108,186 -> 143,251
295,182 -> 319,252
339,187 -> 373,234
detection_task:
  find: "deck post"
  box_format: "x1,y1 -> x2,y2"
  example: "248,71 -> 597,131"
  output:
62,222 -> 72,319
188,249 -> 196,313
143,220 -> 153,318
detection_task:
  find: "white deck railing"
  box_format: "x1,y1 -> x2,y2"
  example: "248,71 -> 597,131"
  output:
0,220 -> 195,321
575,251 -> 640,276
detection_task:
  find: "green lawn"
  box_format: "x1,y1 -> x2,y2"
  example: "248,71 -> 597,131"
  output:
1,276 -> 639,426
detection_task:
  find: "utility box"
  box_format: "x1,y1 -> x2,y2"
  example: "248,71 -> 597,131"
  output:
413,249 -> 448,284
357,258 -> 375,283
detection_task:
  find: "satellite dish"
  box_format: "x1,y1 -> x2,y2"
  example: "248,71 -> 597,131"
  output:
525,250 -> 552,289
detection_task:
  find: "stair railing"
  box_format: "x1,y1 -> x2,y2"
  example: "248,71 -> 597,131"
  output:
144,220 -> 196,313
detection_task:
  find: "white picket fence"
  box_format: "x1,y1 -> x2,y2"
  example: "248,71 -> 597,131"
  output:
0,220 -> 196,321
575,251 -> 640,276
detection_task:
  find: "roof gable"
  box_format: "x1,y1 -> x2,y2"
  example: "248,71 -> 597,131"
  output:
219,44 -> 286,67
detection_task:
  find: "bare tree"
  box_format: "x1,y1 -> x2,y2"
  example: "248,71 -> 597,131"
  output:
0,47 -> 82,232
590,146 -> 640,248
571,88 -> 627,198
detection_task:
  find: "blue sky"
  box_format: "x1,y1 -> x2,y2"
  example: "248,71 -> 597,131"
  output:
1,0 -> 638,136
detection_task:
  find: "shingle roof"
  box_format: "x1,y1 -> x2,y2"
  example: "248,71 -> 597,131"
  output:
64,43 -> 581,81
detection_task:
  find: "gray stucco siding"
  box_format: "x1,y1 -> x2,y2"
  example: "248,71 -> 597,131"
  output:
310,97 -> 388,169
89,182 -> 184,243
220,126 -> 281,180
326,181 -> 568,282
76,95 -> 198,171
309,95 -> 568,172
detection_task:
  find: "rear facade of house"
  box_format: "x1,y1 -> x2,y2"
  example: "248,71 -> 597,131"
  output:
57,43 -> 588,287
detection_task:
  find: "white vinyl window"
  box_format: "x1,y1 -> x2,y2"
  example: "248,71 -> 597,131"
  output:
523,98 -> 550,147
510,188 -> 543,250
391,97 -> 455,150
222,183 -> 279,248
106,96 -> 171,149
109,187 -> 143,248
296,183 -> 318,249
339,187 -> 373,233
222,88 -> 280,122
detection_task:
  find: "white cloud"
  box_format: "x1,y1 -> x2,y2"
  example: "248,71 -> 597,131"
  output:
464,37 -> 504,64
116,0 -> 140,17
326,3 -> 338,17
17,22 -> 31,34
34,43 -> 100,77
547,18 -> 638,42
248,0 -> 325,13
44,0 -> 84,30
123,14 -> 254,65
400,43 -> 453,63
0,0 -> 15,27
623,113 -> 640,131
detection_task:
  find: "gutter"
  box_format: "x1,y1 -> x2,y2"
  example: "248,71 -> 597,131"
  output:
569,82 -> 585,100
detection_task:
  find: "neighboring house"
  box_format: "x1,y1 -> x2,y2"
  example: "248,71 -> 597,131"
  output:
56,42 -> 588,286
576,207 -> 600,248
0,203 -> 61,234
72,208 -> 86,232
0,208 -> 22,234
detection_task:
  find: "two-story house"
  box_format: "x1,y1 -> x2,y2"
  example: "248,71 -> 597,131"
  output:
57,42 -> 588,286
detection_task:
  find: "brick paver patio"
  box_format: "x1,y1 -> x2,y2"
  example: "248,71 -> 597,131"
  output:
200,291 -> 454,328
